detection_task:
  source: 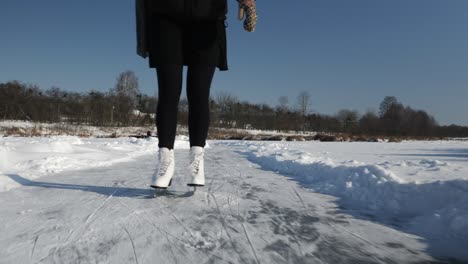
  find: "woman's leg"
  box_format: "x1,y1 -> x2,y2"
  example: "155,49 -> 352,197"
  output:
156,64 -> 184,149
186,65 -> 216,148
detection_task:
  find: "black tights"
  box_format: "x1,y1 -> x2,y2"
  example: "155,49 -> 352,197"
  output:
156,64 -> 215,149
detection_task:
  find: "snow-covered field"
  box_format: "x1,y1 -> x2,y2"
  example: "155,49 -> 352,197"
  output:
0,120 -> 156,138
1,136 -> 467,263
0,120 -> 314,138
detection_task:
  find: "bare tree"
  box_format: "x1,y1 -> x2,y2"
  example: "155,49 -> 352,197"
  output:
215,91 -> 239,127
110,71 -> 141,125
275,96 -> 290,132
336,109 -> 360,134
297,91 -> 312,116
114,71 -> 140,108
359,110 -> 380,135
297,91 -> 312,132
379,96 -> 398,118
277,96 -> 289,112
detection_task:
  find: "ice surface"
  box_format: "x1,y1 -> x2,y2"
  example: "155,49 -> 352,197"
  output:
225,140 -> 468,260
0,137 -> 467,262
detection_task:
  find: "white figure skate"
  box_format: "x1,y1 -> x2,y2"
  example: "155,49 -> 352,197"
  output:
187,146 -> 205,191
150,147 -> 175,190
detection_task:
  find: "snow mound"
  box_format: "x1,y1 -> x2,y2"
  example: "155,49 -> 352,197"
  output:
0,135 -> 202,192
419,159 -> 447,167
232,141 -> 468,256
0,136 -> 160,191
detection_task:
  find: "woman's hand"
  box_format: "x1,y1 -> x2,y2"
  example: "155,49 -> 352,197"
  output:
237,0 -> 257,32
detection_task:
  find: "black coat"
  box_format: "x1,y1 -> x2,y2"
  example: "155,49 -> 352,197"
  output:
135,0 -> 228,59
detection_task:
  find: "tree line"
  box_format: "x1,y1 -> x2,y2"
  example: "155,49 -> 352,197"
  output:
1,71 -> 468,137
0,71 -> 156,126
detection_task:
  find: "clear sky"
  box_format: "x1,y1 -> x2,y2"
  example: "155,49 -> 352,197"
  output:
1,0 -> 467,125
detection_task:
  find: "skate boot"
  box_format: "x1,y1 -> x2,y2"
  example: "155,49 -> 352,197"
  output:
187,146 -> 205,187
150,147 -> 175,189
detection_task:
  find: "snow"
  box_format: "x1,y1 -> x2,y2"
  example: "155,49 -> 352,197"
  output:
0,120 -> 157,137
1,137 -> 467,262
227,140 -> 468,260
0,120 -> 316,138
0,136 -> 192,191
0,120 -> 39,129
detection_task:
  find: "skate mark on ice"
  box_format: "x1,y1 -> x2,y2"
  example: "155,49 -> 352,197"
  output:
236,172 -> 243,218
244,198 -> 365,263
168,210 -> 199,245
258,199 -> 383,262
209,192 -> 252,263
116,198 -> 191,245
385,242 -> 422,256
211,181 -> 226,194
253,231 -> 270,247
116,199 -> 196,264
121,225 -> 139,264
240,221 -> 260,264
260,200 -> 320,243
164,234 -> 180,264
207,173 -> 216,192
226,194 -> 242,221
50,189 -> 120,257
321,216 -> 403,260
84,189 -> 118,224
264,239 -> 326,264
315,237 -> 390,264
205,172 -> 218,206
160,226 -> 196,264
200,239 -> 231,264
64,228 -> 75,244
30,235 -> 39,262
41,234 -> 122,264
291,186 -> 307,210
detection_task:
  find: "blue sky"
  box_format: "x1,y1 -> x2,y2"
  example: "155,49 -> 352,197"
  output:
1,0 -> 467,125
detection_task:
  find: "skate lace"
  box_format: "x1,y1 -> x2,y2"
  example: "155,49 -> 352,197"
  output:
157,158 -> 172,176
190,153 -> 203,175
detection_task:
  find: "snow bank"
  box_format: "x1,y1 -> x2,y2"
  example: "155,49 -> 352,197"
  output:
0,136 -> 192,192
228,141 -> 468,258
0,120 -> 50,129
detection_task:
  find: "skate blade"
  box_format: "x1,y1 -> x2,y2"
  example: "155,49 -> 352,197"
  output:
187,184 -> 204,187
150,185 -> 168,190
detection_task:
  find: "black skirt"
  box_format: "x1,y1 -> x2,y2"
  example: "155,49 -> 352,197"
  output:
147,14 -> 228,71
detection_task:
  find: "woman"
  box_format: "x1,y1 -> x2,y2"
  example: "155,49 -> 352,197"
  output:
135,0 -> 257,189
